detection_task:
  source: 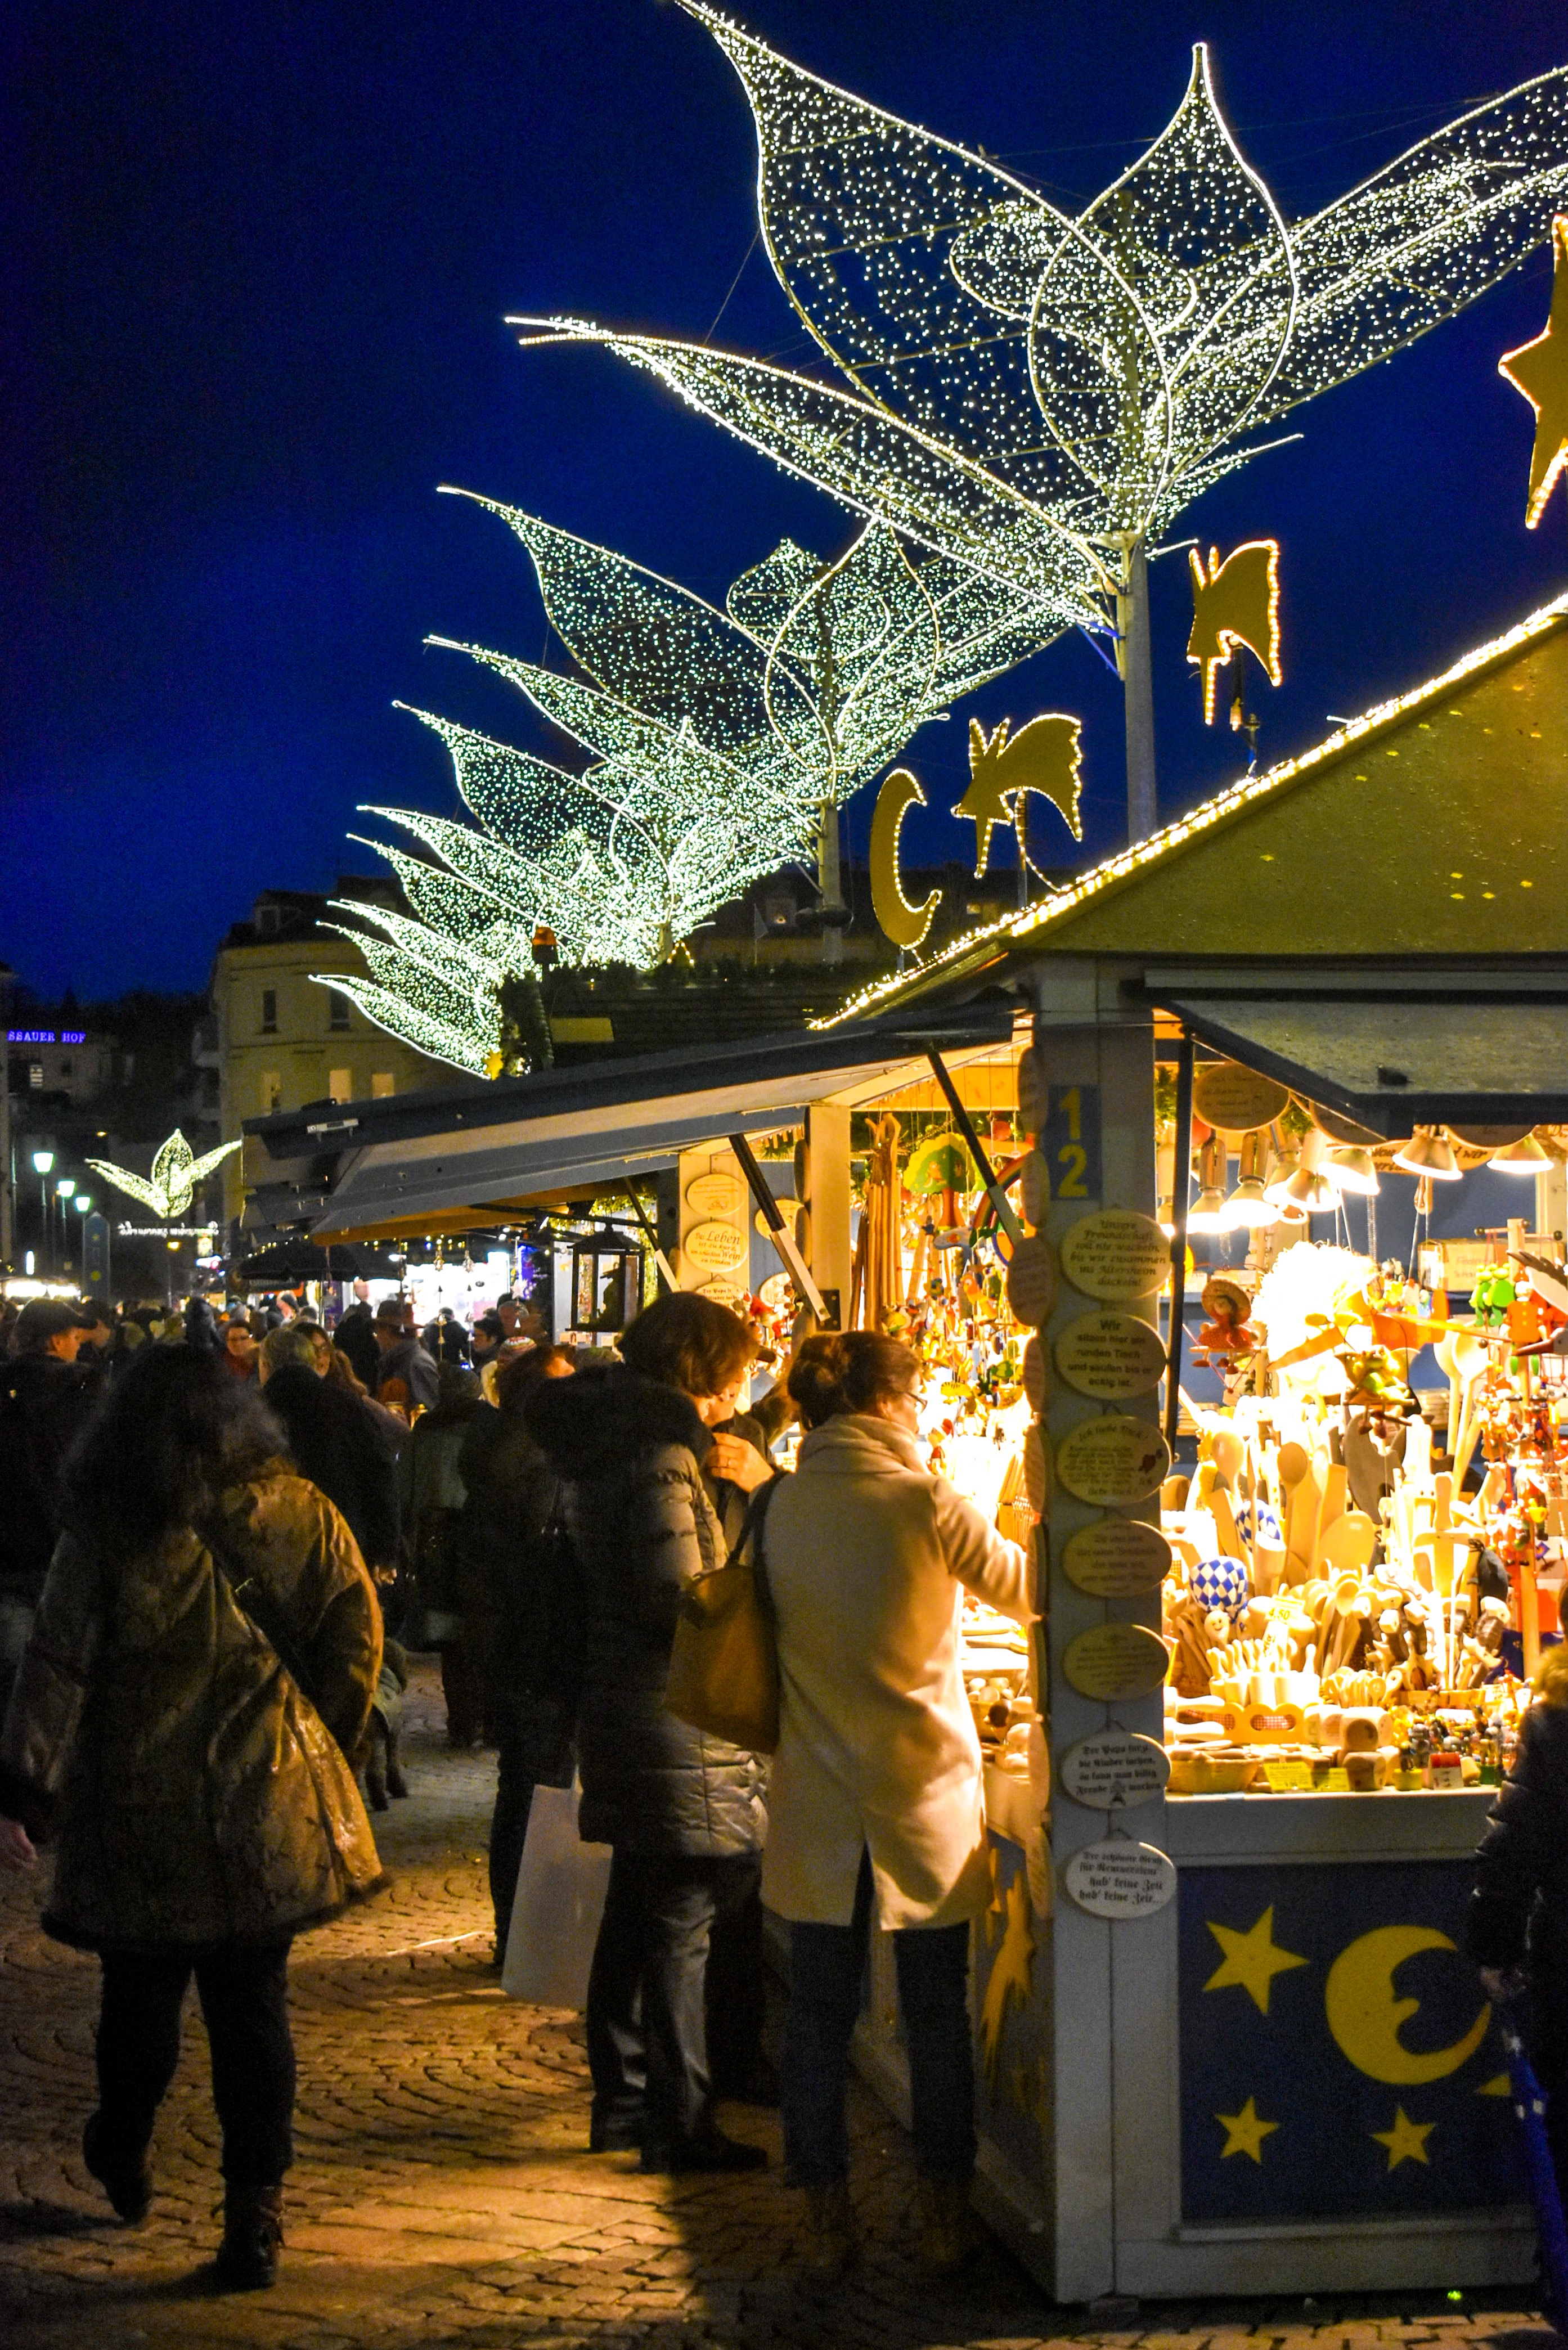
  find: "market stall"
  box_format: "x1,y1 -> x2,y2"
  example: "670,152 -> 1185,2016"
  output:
242,588 -> 1568,2303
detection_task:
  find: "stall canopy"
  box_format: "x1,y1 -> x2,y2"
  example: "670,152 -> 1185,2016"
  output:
245,1003 -> 1017,1242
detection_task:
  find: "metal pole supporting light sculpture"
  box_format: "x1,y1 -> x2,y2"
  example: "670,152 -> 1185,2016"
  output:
321,496 -> 1064,1075
521,3 -> 1568,841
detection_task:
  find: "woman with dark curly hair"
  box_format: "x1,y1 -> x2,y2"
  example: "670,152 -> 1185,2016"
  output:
764,1331 -> 1031,2275
0,1345 -> 383,2291
525,1291 -> 772,2174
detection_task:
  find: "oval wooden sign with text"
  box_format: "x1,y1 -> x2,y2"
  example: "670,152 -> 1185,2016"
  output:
1063,1837 -> 1176,1920
1022,1334 -> 1049,1414
1060,1728 -> 1170,1812
683,1219 -> 747,1273
1061,1620 -> 1170,1704
1017,1047 -> 1047,1140
1055,1309 -> 1167,1401
685,1170 -> 742,1217
1059,1211 -> 1170,1304
1061,1516 -> 1171,1598
1054,1413 -> 1170,1507
1192,1062 -> 1290,1135
1005,1234 -> 1058,1328
1020,1149 -> 1050,1229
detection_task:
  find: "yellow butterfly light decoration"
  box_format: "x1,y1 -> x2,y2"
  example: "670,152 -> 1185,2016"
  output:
1188,541 -> 1282,723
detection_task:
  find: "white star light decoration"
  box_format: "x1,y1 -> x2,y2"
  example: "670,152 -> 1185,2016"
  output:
520,6 -> 1568,663
86,1130 -> 242,1220
320,495 -> 1063,1075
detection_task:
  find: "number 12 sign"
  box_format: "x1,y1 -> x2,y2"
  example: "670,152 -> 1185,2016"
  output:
1037,1084 -> 1102,1207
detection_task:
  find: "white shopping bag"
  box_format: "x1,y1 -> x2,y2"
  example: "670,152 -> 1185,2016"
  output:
501,1779 -> 613,2009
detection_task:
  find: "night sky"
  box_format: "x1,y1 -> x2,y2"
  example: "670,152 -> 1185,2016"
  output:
6,0 -> 1568,1001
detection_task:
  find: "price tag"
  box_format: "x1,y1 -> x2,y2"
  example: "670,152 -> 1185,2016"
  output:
1262,1760 -> 1313,1792
1324,1767 -> 1351,1792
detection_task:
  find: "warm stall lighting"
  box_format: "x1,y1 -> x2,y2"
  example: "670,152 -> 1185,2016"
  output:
1187,1134 -> 1231,1233
1279,1163 -> 1340,1214
1394,1126 -> 1462,1180
1263,1148 -> 1301,1206
1222,1130 -> 1279,1228
1326,1145 -> 1380,1196
1490,1133 -> 1551,1174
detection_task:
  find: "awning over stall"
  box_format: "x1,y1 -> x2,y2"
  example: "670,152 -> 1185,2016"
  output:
1134,961 -> 1568,1133
245,1004 -> 1018,1241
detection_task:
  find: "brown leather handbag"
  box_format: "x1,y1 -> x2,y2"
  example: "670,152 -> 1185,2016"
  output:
664,1477 -> 781,1754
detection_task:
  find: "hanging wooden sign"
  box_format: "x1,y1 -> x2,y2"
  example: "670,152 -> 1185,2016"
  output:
1020,1149 -> 1050,1228
1054,1413 -> 1170,1507
683,1220 -> 748,1273
1310,1102 -> 1384,1147
1061,1620 -> 1170,1702
1449,1124 -> 1534,1148
1059,1210 -> 1170,1304
1055,1309 -> 1167,1400
685,1170 -> 742,1217
1022,1334 -> 1049,1413
1023,1425 -> 1049,1517
1063,1837 -> 1176,1920
1062,1516 -> 1171,1598
1017,1046 -> 1047,1139
1005,1234 -> 1058,1328
1060,1728 -> 1170,1812
1191,1061 -> 1290,1134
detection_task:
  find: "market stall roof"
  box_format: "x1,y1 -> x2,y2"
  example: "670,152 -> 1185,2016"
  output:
1130,958 -> 1568,1134
823,586 -> 1568,1031
244,1002 -> 1017,1241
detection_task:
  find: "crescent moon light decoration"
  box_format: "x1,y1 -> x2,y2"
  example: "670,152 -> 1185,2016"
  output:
869,767 -> 941,950
1324,1926 -> 1490,2086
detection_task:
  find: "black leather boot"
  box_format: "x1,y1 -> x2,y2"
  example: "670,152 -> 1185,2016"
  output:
214,2182 -> 284,2289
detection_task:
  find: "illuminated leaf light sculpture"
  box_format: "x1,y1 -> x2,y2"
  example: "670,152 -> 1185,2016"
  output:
520,3 -> 1568,836
86,1130 -> 242,1220
321,497 -> 1064,1075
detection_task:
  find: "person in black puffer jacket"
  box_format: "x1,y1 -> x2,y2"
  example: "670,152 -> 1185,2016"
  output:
525,1294 -> 773,2175
1469,1645 -> 1568,2204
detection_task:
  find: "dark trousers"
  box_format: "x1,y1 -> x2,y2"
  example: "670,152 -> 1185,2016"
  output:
783,1850 -> 976,2187
586,1849 -> 761,2151
489,1738 -> 536,1964
95,1940 -> 295,2187
706,1873 -> 766,2099
439,1641 -> 484,1746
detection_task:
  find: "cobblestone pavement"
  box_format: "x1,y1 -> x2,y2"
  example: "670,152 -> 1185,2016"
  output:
1,1665 -> 1556,2350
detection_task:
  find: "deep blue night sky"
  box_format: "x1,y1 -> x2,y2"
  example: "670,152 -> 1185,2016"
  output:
5,0 -> 1568,1000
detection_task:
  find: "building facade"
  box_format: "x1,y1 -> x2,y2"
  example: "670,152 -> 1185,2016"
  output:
210,883 -> 451,1225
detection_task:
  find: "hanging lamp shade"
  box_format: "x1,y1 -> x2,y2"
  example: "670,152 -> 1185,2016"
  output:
1222,1129 -> 1279,1229
1281,1163 -> 1339,1213
1263,1148 -> 1302,1206
1393,1126 -> 1462,1181
1326,1145 -> 1380,1196
1186,1133 -> 1231,1233
1490,1132 -> 1551,1174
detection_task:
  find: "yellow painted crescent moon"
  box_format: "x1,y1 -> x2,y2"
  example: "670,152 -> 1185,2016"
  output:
1324,1926 -> 1490,2085
870,767 -> 941,950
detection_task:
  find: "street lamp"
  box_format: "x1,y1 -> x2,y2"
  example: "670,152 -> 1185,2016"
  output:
31,1150 -> 55,1273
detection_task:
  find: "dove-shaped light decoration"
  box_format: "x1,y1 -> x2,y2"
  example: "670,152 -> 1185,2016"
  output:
1187,542 -> 1283,724
1500,214 -> 1568,527
957,715 -> 1084,881
520,4 -> 1568,840
321,495 -> 1063,1076
86,1130 -> 242,1221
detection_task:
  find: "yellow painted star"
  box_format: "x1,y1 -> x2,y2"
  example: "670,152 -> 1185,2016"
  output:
1204,1907 -> 1309,2016
1476,2073 -> 1512,2099
1500,214 -> 1568,528
1372,2106 -> 1434,2170
1216,2096 -> 1279,2163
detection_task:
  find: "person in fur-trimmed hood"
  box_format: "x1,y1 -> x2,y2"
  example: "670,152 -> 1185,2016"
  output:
525,1295 -> 772,2177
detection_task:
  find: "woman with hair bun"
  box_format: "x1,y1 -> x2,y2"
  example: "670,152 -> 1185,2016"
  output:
764,1331 -> 1031,2275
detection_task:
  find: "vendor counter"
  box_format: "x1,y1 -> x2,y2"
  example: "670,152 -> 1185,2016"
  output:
848,1786 -> 1530,2302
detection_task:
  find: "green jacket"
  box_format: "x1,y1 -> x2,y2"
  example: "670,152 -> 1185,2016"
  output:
0,1468 -> 384,1950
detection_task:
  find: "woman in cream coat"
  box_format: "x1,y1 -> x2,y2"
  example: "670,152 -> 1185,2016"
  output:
761,1331 -> 1031,2272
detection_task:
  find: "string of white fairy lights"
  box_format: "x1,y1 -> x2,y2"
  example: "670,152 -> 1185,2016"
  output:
318,497 -> 1063,1073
